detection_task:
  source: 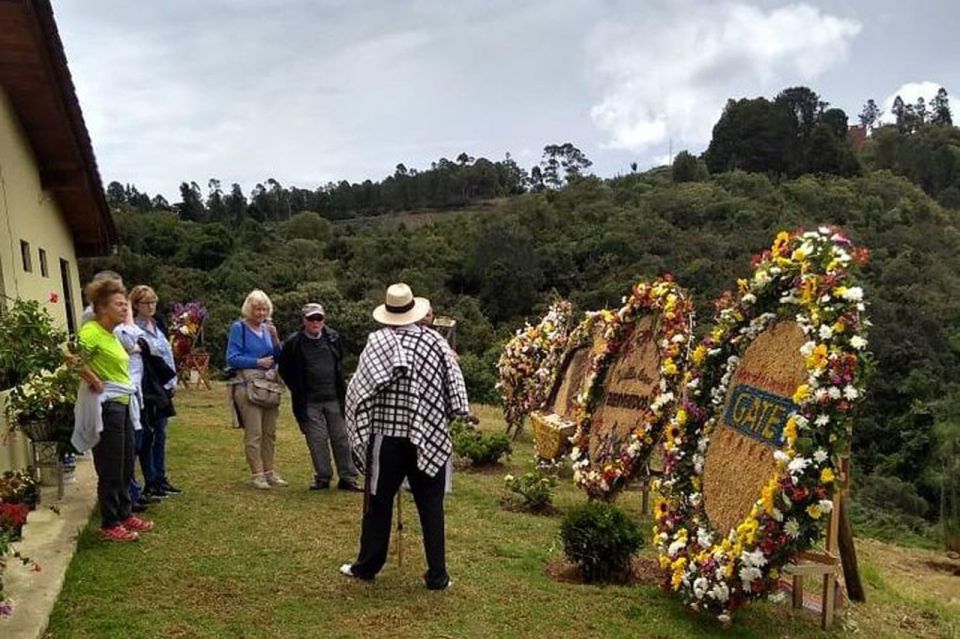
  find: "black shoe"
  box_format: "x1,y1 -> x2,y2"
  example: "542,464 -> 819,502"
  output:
310,481 -> 330,491
139,494 -> 162,505
132,502 -> 148,513
159,480 -> 182,495
145,486 -> 169,499
337,480 -> 363,492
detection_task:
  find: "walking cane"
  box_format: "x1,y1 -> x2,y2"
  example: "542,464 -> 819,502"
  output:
395,491 -> 404,568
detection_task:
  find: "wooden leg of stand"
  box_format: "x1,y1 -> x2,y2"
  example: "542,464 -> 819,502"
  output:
821,572 -> 836,630
792,575 -> 804,609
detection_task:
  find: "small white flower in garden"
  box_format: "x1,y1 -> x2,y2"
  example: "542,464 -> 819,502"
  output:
711,583 -> 730,603
850,335 -> 867,350
799,341 -> 816,357
773,450 -> 790,463
828,386 -> 842,400
668,539 -> 686,558
819,499 -> 834,513
742,549 -> 767,567
742,293 -> 757,305
819,325 -> 833,340
843,287 -> 864,302
771,508 -> 783,522
815,415 -> 830,427
843,385 -> 860,400
693,577 -> 709,598
740,566 -> 763,590
689,492 -> 702,507
769,591 -> 788,604
785,518 -> 801,538
814,448 -> 829,464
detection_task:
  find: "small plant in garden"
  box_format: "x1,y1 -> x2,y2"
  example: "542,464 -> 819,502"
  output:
451,418 -> 512,466
0,502 -> 28,540
560,501 -> 643,583
0,471 -> 39,511
503,470 -> 557,513
0,297 -> 66,390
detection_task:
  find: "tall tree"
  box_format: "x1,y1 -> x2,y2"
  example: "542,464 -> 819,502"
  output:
892,96 -> 908,130
859,99 -> 882,130
931,88 -> 953,126
106,181 -> 126,207
224,183 -> 247,223
206,179 -> 226,221
177,181 -> 206,222
915,97 -> 928,125
775,86 -> 823,140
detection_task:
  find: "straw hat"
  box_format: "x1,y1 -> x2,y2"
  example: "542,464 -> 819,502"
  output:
372,283 -> 430,326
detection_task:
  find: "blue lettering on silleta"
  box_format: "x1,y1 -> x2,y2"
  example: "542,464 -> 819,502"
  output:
723,384 -> 797,446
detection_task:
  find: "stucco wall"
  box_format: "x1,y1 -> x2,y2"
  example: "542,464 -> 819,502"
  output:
0,86 -> 85,472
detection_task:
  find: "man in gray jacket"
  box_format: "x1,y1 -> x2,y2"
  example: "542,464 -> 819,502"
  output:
279,303 -> 361,491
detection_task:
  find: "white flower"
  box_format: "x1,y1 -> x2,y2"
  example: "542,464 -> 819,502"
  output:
711,584 -> 731,603
717,613 -> 731,624
813,448 -> 829,464
799,341 -> 816,357
788,457 -> 811,474
742,293 -> 757,305
815,415 -> 830,427
843,385 -> 860,401
850,335 -> 867,350
771,508 -> 783,522
504,474 -> 514,482
819,325 -> 834,340
784,518 -> 800,538
773,450 -> 790,463
828,386 -> 842,400
740,566 -> 763,590
819,499 -> 834,513
689,492 -> 702,507
843,287 -> 864,302
742,549 -> 768,567
668,539 -> 687,558
693,577 -> 709,598
697,528 -> 713,548
769,591 -> 788,604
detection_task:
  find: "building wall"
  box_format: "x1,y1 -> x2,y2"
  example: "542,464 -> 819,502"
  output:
0,85 -> 86,472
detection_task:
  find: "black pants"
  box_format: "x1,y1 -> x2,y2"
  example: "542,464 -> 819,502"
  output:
92,402 -> 135,528
351,436 -> 449,589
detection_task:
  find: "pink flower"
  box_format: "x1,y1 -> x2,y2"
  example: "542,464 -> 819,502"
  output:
49,292 -> 59,303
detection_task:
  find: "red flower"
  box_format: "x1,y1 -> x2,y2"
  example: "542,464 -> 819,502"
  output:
48,292 -> 59,303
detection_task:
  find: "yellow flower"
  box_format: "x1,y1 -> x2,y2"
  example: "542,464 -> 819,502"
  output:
783,416 -> 798,443
662,358 -> 678,376
772,231 -> 791,257
692,344 -> 707,366
806,344 -> 828,370
806,504 -> 822,519
761,478 -> 779,514
675,408 -> 688,426
659,554 -> 672,569
792,385 -> 810,404
820,467 -> 835,483
691,476 -> 701,490
832,320 -> 845,334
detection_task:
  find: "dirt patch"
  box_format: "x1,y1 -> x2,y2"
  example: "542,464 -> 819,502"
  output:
857,537 -> 960,604
544,556 -> 661,587
923,560 -> 960,576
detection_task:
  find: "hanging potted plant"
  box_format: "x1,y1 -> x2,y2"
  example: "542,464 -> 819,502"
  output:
4,365 -> 79,445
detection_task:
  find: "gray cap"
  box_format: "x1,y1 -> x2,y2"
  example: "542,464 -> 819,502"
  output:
301,302 -> 325,318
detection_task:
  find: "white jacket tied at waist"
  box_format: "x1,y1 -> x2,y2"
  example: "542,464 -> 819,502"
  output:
72,381 -> 142,453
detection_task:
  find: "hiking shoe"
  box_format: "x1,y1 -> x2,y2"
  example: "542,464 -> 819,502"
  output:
100,525 -> 138,542
144,485 -> 169,499
121,516 -> 155,533
266,471 -> 288,487
252,475 -> 271,490
159,480 -> 182,494
337,480 -> 363,492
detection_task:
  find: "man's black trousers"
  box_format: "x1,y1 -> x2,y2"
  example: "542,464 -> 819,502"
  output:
350,435 -> 449,589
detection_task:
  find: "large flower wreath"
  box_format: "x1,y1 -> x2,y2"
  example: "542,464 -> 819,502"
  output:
497,300 -> 575,433
570,277 -> 695,499
654,227 -> 870,623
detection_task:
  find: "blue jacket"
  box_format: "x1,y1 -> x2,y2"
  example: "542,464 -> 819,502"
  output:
226,320 -> 282,370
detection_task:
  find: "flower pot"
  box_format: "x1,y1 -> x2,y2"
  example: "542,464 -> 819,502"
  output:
19,420 -> 58,442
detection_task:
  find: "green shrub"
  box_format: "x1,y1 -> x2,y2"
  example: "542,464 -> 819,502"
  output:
503,470 -> 557,512
451,419 -> 511,466
560,501 -> 643,582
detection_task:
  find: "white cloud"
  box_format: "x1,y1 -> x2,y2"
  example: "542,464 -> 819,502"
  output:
587,2 -> 861,154
879,81 -> 946,123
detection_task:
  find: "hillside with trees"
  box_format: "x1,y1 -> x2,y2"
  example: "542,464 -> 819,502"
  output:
85,86 -> 960,546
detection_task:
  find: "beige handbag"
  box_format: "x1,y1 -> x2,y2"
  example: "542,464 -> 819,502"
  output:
241,369 -> 284,408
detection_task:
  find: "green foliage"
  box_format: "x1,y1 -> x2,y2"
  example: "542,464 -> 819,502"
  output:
560,501 -> 643,582
0,298 -> 67,390
503,470 -> 557,512
671,150 -> 709,183
451,419 -> 511,466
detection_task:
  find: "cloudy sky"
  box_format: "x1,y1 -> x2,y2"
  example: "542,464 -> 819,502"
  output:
53,0 -> 960,201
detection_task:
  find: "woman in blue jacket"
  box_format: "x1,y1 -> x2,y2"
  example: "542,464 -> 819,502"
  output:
226,289 -> 286,490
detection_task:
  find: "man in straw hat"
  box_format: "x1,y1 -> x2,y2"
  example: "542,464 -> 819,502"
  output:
339,283 -> 469,590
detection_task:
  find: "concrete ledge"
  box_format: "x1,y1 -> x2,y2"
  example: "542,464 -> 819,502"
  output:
1,455 -> 97,638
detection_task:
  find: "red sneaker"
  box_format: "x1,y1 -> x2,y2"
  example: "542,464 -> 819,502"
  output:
100,525 -> 139,542
121,515 -> 155,533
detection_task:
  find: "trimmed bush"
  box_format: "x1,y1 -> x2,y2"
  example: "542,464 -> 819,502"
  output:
560,501 -> 643,582
451,419 -> 512,466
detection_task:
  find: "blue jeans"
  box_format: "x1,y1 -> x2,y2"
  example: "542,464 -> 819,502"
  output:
128,425 -> 143,504
150,415 -> 169,482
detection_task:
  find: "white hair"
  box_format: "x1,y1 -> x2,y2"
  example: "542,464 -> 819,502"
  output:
241,289 -> 273,319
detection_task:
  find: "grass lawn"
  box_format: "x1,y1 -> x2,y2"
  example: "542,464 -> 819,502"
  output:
46,387 -> 959,638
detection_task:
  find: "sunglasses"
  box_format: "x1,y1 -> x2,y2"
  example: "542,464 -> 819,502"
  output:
305,315 -> 325,322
